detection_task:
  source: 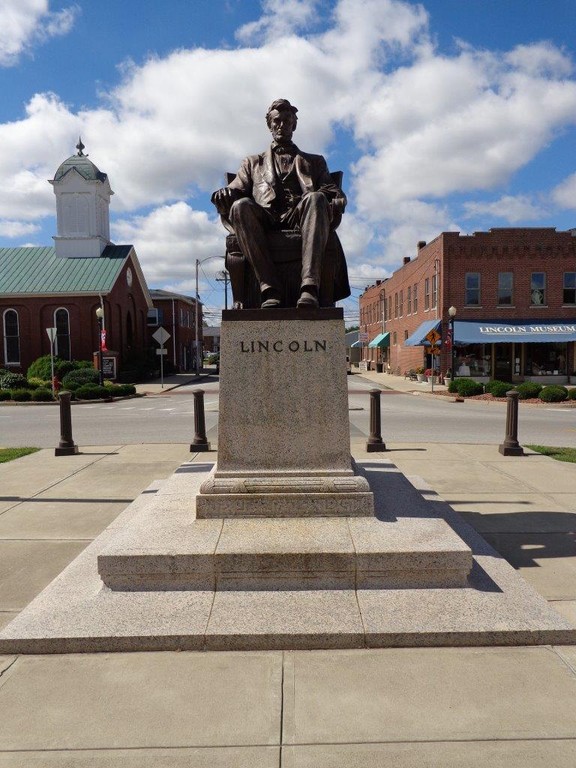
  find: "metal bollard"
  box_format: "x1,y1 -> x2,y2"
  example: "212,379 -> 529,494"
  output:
54,391 -> 79,456
190,389 -> 211,452
366,388 -> 386,452
498,389 -> 524,456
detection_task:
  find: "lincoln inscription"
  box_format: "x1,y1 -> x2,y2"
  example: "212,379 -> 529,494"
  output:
240,339 -> 328,353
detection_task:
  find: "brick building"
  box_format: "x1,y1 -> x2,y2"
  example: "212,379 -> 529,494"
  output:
359,228 -> 576,383
1,142 -> 204,378
148,289 -> 203,372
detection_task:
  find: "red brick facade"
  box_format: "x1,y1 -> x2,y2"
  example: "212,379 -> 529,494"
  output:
1,255 -> 150,375
360,228 -> 576,381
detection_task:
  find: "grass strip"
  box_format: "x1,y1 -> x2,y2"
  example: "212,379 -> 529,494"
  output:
0,447 -> 40,464
525,445 -> 576,464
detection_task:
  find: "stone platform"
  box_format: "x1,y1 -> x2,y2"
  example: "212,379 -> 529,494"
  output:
1,459 -> 574,654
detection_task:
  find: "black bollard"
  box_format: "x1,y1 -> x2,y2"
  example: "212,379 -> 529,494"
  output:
498,389 -> 524,456
366,388 -> 386,452
190,389 -> 211,452
55,391 -> 79,456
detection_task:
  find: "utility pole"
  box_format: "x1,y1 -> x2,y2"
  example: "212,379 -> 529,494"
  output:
215,270 -> 229,311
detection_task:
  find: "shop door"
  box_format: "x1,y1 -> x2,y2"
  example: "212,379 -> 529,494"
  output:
494,344 -> 513,381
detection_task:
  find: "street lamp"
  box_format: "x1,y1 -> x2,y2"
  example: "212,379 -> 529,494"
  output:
195,255 -> 225,376
95,307 -> 104,386
448,305 -> 457,379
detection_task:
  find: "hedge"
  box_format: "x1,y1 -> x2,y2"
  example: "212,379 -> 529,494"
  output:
568,388 -> 576,401
10,389 -> 32,402
0,390 -> 11,401
31,388 -> 54,402
74,384 -> 110,400
62,368 -> 100,390
0,372 -> 28,390
453,378 -> 484,397
515,382 -> 543,400
484,380 -> 512,398
539,385 -> 568,403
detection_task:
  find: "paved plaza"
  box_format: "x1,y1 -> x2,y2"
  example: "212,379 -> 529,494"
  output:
0,373 -> 575,765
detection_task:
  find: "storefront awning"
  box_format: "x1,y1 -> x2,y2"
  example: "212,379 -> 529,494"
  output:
368,332 -> 390,348
454,320 -> 576,344
404,320 -> 442,347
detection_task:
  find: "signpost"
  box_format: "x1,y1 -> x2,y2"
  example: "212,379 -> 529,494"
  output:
425,328 -> 441,392
46,327 -> 57,396
152,326 -> 171,389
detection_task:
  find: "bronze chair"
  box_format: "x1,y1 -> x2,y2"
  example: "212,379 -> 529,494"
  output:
219,171 -> 350,309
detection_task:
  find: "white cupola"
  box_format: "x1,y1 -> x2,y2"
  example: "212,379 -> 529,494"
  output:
50,138 -> 114,258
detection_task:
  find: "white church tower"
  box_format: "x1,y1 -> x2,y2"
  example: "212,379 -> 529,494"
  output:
50,138 -> 114,258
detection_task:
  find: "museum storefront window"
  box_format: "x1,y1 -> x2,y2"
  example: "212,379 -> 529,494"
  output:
454,344 -> 492,377
524,342 -> 567,376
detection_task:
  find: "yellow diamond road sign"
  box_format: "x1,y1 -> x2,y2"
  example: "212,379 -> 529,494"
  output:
425,328 -> 441,345
429,345 -> 441,355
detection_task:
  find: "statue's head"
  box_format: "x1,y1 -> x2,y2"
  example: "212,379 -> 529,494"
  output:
266,98 -> 298,143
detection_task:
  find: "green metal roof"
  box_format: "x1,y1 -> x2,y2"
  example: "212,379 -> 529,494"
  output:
0,245 -> 132,295
53,154 -> 108,183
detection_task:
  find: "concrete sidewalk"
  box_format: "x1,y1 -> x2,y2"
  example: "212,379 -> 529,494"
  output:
1,438 -> 576,764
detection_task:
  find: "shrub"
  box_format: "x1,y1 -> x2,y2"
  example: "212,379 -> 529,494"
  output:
484,380 -> 512,398
455,378 -> 484,397
10,389 -> 32,402
515,382 -> 543,400
74,384 -> 110,400
0,372 -> 28,390
448,378 -> 461,394
0,389 -> 11,401
27,355 -> 92,381
568,388 -> 576,401
539,385 -> 568,403
31,388 -> 54,402
105,383 -> 136,397
62,368 -> 100,390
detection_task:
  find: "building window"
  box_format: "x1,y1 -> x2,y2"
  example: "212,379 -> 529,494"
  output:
431,274 -> 437,309
525,342 -> 567,376
393,331 -> 397,345
424,278 -> 430,310
531,272 -> 546,305
394,293 -> 398,318
413,283 -> 418,313
399,290 -> 403,317
563,272 -> 576,305
54,308 -> 71,360
404,329 -> 409,341
465,273 -> 480,306
3,309 -> 20,365
497,272 -> 513,305
407,285 -> 412,314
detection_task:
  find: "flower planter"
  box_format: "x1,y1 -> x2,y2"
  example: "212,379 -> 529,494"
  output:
427,376 -> 438,385
416,374 -> 425,382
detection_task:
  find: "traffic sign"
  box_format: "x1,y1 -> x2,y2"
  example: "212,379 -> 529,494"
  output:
429,345 -> 441,355
152,326 -> 171,345
425,328 -> 441,345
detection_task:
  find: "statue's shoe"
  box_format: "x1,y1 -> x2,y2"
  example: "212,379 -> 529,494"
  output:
297,290 -> 319,308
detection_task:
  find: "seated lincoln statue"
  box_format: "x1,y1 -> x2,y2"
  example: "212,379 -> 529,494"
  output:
211,98 -> 350,309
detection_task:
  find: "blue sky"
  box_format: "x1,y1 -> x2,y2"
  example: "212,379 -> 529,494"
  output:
1,0 -> 576,324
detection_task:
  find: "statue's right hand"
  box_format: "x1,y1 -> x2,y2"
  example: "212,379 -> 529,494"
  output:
211,188 -> 235,216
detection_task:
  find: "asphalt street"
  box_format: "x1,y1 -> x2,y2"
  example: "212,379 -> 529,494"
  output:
1,374 -> 574,448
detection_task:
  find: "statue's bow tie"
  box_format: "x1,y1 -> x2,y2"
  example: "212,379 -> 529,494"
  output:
273,143 -> 297,155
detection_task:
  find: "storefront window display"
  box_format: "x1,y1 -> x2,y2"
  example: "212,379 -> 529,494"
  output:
524,342 -> 567,376
454,345 -> 492,377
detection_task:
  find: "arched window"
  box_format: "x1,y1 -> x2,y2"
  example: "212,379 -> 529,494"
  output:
126,311 -> 134,350
54,308 -> 71,360
3,309 -> 20,365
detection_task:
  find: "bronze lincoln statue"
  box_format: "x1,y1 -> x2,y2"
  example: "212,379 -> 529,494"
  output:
211,98 -> 350,309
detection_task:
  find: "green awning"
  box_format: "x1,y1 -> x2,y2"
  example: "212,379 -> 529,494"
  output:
368,332 -> 390,348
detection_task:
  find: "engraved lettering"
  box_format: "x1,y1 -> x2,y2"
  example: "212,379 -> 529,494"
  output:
288,341 -> 300,352
258,341 -> 269,352
273,340 -> 283,352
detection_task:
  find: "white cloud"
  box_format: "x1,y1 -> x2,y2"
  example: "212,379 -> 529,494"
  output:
462,195 -> 543,223
0,0 -> 78,67
0,219 -> 40,238
112,202 -> 224,289
552,173 -> 576,210
1,0 -> 576,296
236,0 -> 321,44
